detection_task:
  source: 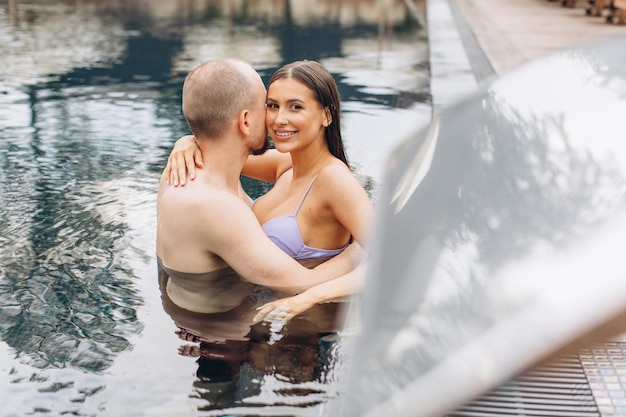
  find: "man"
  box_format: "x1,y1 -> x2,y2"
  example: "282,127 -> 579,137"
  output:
156,59 -> 360,313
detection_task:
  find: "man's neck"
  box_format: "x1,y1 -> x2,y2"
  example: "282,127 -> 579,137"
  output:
196,138 -> 248,192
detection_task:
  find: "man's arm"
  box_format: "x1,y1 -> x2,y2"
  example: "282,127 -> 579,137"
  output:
202,192 -> 363,294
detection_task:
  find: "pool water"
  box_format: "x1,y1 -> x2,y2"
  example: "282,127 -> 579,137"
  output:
0,0 -> 430,415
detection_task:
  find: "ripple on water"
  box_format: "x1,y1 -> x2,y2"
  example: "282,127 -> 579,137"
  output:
0,0 -> 429,414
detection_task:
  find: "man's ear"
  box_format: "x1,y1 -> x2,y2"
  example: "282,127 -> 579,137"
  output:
323,107 -> 332,127
238,109 -> 251,136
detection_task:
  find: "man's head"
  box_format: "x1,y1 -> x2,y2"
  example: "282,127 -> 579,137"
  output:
182,59 -> 270,154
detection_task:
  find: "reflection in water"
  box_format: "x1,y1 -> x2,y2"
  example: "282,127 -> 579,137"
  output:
0,0 -> 427,415
158,266 -> 346,412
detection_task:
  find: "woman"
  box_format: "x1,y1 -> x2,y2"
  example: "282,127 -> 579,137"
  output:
164,60 -> 373,322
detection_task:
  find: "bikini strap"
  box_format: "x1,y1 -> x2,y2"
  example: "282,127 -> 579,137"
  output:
293,176 -> 318,215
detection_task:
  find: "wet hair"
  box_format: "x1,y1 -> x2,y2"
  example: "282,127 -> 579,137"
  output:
269,60 -> 349,166
182,59 -> 262,139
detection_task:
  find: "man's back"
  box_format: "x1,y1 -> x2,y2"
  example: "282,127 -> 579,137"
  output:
157,175 -> 229,272
156,176 -> 255,313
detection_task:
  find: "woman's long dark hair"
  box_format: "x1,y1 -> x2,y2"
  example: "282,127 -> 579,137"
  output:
269,61 -> 349,167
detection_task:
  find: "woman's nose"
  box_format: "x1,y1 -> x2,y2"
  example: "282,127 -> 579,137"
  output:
275,109 -> 288,125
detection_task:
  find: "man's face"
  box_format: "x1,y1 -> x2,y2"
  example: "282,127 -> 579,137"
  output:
251,134 -> 271,156
249,82 -> 271,155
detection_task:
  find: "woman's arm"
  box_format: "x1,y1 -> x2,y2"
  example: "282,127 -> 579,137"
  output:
321,163 -> 376,247
162,135 -> 292,185
241,149 -> 292,183
252,262 -> 367,323
162,135 -> 202,186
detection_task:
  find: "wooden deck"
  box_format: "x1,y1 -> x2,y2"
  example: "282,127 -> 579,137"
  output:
451,0 -> 626,74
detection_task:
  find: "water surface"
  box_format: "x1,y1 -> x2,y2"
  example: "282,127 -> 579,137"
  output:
0,1 -> 429,415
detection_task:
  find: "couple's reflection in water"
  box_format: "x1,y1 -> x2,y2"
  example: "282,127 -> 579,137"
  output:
158,265 -> 346,411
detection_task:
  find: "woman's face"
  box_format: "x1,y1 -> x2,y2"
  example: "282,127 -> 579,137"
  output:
265,77 -> 329,154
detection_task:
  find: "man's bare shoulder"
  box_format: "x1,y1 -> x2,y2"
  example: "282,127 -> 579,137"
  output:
159,179 -> 245,208
156,179 -> 257,271
157,179 -> 257,239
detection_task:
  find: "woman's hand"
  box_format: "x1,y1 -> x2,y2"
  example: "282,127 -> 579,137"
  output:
252,263 -> 366,325
161,135 -> 202,186
252,293 -> 318,324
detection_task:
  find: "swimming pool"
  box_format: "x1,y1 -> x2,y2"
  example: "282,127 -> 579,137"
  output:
0,0 -> 430,415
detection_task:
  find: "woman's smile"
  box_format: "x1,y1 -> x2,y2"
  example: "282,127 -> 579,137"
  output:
273,129 -> 297,140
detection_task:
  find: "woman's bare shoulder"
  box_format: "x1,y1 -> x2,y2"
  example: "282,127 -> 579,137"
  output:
316,158 -> 357,184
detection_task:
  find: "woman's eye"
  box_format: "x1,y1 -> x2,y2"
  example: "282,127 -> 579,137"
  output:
266,103 -> 278,109
290,104 -> 302,110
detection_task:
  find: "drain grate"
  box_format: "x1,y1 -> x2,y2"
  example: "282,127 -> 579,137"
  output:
579,342 -> 626,416
447,342 -> 626,417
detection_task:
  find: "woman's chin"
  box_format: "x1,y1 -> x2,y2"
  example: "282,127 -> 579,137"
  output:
273,142 -> 293,153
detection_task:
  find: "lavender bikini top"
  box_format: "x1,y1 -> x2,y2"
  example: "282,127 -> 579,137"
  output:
255,175 -> 347,260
